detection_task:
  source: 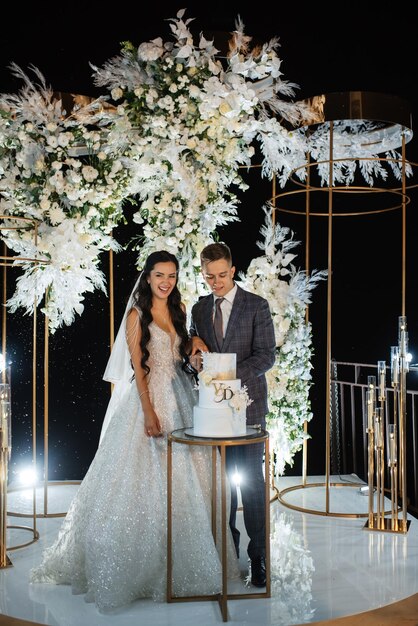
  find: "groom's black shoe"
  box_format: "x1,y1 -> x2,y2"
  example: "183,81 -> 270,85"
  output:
250,556 -> 266,587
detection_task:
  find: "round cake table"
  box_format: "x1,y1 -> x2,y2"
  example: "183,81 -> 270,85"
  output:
167,426 -> 270,622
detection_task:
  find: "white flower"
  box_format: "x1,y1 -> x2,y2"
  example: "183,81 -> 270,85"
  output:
0,64 -> 133,331
91,10 -> 312,294
238,206 -> 326,475
111,87 -> 124,100
0,14 -> 327,475
137,37 -> 164,61
229,385 -> 253,412
57,133 -> 70,148
46,135 -> 58,148
48,204 -> 66,225
81,165 -> 99,182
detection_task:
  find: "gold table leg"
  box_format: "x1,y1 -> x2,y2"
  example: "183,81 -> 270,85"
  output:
220,443 -> 228,621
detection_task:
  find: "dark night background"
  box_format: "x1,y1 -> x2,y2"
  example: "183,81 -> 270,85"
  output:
1,3 -> 418,488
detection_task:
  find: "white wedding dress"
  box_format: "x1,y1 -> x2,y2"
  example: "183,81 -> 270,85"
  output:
30,322 -> 239,613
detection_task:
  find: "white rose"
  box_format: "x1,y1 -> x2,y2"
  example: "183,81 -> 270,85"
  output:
46,136 -> 58,148
82,165 -> 99,182
39,198 -> 51,211
137,38 -> 164,61
57,133 -> 70,148
111,87 -> 124,100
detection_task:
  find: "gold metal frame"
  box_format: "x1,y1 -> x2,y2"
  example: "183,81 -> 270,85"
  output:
5,228 -> 116,526
1,94 -> 110,522
272,91 -> 414,517
0,216 -> 44,567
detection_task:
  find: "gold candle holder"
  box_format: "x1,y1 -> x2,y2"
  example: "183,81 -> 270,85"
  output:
366,385 -> 375,529
364,317 -> 410,534
387,423 -> 398,531
374,408 -> 385,529
398,316 -> 409,532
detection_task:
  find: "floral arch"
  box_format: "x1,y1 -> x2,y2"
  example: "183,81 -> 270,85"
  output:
0,10 -> 406,473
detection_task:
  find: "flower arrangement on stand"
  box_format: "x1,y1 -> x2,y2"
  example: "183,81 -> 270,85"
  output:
0,65 -> 133,331
238,205 -> 327,474
294,95 -> 413,186
92,8 -> 312,306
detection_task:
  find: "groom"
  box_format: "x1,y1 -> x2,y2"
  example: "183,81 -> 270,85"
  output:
189,242 -> 276,587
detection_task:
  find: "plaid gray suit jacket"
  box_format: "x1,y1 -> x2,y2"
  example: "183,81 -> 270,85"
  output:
190,285 -> 276,425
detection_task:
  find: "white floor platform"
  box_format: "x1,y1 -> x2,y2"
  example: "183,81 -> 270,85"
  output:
1,475 -> 418,625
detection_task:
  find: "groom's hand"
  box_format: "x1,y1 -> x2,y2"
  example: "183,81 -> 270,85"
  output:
190,336 -> 208,355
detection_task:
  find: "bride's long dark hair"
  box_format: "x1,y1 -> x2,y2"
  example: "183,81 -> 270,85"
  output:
130,250 -> 190,375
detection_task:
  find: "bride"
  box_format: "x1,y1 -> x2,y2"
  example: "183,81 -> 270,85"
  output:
30,250 -> 238,613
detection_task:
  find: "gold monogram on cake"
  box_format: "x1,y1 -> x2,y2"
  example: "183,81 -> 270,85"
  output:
213,383 -> 234,402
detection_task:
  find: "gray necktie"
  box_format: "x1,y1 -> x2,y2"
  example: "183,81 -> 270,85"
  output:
213,297 -> 225,348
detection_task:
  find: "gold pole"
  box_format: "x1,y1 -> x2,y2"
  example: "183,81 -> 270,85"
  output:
375,408 -> 383,528
109,248 -> 115,350
0,245 -> 12,566
399,136 -> 407,529
1,242 -> 6,367
270,175 -> 276,492
401,133 -> 406,317
220,443 -> 227,622
212,447 -> 217,543
108,248 -> 115,401
366,385 -> 375,529
325,122 -> 334,514
302,151 -> 311,487
32,226 -> 38,532
43,310 -> 49,515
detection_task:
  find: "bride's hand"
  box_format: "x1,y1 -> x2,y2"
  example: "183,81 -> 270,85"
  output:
189,352 -> 203,372
144,409 -> 163,438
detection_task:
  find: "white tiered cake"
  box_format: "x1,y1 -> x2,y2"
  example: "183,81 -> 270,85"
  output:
193,353 -> 249,437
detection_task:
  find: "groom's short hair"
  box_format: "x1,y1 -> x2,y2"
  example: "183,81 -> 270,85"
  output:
200,242 -> 232,266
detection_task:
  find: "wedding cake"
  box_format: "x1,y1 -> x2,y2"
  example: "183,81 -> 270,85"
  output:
193,353 -> 251,437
